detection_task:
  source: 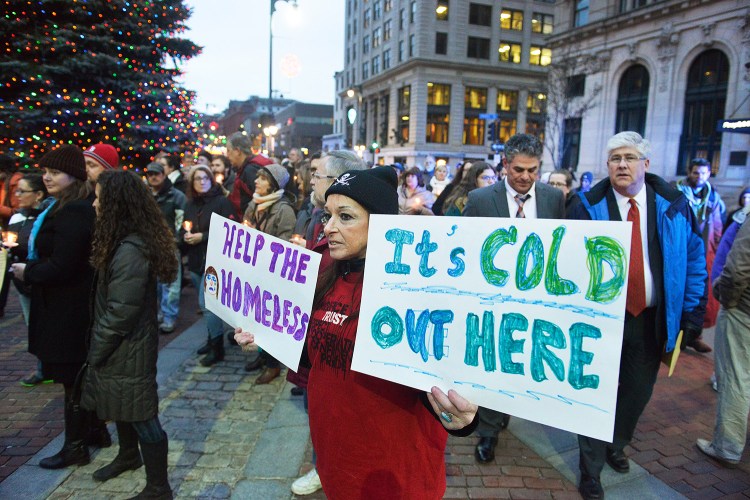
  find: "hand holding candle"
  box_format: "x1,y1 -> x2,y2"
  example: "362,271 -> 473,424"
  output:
215,173 -> 224,185
2,231 -> 18,248
290,234 -> 307,247
183,221 -> 193,233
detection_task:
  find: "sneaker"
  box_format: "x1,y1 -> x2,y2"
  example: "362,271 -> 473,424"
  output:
159,321 -> 175,334
696,438 -> 739,467
20,372 -> 53,387
291,468 -> 322,495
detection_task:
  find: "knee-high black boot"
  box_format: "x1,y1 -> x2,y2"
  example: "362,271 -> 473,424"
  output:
127,433 -> 172,500
85,411 -> 112,448
199,336 -> 224,367
93,421 -> 143,481
39,387 -> 90,469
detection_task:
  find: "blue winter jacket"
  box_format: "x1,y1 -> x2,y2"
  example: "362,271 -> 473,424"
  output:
568,173 -> 707,353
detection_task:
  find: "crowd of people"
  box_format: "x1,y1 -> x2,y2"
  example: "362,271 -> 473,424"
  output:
1,129 -> 748,500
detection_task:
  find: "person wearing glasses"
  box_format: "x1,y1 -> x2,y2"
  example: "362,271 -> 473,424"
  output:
181,165 -> 235,367
548,168 -> 574,200
441,161 -> 497,216
463,134 -> 565,465
7,173 -> 51,386
567,131 -> 707,499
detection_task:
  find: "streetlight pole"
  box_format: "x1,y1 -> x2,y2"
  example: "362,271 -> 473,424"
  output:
269,0 -> 298,123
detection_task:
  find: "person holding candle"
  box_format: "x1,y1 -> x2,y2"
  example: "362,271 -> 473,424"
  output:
242,163 -> 297,384
181,165 -> 235,367
81,169 -> 176,498
210,154 -> 235,194
235,166 -> 479,498
0,154 -> 24,318
397,166 -> 435,215
10,145 -> 110,469
5,173 -> 51,385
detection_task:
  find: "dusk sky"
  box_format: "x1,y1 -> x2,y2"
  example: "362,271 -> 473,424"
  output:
179,0 -> 346,115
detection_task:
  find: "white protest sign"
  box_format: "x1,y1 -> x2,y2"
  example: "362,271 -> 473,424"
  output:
203,213 -> 321,371
351,215 -> 632,441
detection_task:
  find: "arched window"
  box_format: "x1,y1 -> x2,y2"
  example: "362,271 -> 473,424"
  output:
615,65 -> 649,136
678,49 -> 729,175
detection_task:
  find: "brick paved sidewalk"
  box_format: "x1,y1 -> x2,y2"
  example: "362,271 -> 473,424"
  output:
0,285 -> 200,483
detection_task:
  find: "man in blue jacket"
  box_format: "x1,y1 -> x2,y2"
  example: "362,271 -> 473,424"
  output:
567,131 -> 707,499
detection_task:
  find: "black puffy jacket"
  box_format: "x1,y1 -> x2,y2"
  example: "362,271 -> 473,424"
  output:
81,235 -> 159,422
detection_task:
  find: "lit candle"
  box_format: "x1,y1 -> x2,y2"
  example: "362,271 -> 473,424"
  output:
2,231 -> 18,247
183,221 -> 193,232
290,234 -> 305,247
215,173 -> 224,184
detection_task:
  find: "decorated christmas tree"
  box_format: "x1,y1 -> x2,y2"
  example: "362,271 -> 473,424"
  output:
0,0 -> 202,168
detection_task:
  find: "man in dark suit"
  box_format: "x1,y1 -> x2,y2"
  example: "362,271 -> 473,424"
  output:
463,133 -> 565,463
567,131 -> 706,499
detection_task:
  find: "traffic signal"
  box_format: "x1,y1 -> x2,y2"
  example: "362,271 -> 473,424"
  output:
487,121 -> 497,143
370,141 -> 380,153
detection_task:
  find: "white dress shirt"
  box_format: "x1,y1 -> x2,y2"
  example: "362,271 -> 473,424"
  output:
505,180 -> 538,219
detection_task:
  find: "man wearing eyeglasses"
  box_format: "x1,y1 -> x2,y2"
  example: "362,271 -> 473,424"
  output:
463,133 -> 565,465
567,131 -> 707,499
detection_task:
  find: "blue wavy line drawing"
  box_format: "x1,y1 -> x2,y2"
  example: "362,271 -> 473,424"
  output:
368,359 -> 609,413
380,282 -> 620,320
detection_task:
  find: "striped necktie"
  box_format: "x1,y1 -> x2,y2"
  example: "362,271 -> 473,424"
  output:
514,194 -> 530,218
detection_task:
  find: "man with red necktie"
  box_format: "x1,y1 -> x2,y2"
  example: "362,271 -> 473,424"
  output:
567,131 -> 707,499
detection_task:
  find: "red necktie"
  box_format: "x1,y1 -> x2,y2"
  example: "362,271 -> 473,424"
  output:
626,199 -> 646,317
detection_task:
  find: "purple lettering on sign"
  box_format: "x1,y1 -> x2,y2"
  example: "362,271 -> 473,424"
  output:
295,253 -> 310,284
252,234 -> 265,266
233,228 -> 245,261
261,290 -> 273,327
268,242 -> 285,273
220,269 -> 232,306
222,222 -> 236,257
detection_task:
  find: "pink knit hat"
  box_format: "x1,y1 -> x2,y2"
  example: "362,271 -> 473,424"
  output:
83,143 -> 119,170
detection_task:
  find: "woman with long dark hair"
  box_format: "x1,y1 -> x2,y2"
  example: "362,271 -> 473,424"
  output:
10,145 -> 110,469
442,161 -> 497,216
181,165 -> 236,366
81,170 -> 177,499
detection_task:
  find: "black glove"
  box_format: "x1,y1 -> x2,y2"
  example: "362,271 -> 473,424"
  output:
680,322 -> 702,350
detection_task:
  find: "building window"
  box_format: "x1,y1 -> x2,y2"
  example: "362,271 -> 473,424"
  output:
398,40 -> 404,61
498,42 -> 522,64
497,90 -> 518,112
364,8 -> 371,28
409,34 -> 415,57
373,0 -> 382,20
362,61 -> 369,80
574,0 -> 589,27
372,55 -> 380,75
363,35 -> 370,54
527,92 -> 547,114
383,20 -> 392,41
382,49 -> 391,70
678,49 -> 729,174
353,19 -> 357,35
529,46 -> 551,66
427,83 -> 451,142
465,87 -> 487,110
500,9 -> 523,31
352,43 -> 356,59
384,0 -> 392,12
562,118 -> 582,170
410,1 -> 416,23
469,3 -> 492,26
616,65 -> 649,136
526,91 -> 546,140
398,85 -> 411,143
428,83 -> 451,105
399,8 -> 405,29
463,87 -> 487,145
467,37 -> 490,59
567,75 -> 586,97
531,13 -> 553,34
436,0 -> 449,21
435,32 -> 448,55
373,27 -> 381,48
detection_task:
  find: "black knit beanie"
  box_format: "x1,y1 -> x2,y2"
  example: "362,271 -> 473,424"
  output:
39,144 -> 87,181
325,165 -> 398,215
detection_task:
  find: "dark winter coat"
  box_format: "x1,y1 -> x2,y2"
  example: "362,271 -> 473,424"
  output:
182,184 -> 235,274
228,154 -> 273,216
153,177 -> 186,238
243,195 -> 297,242
81,235 -> 159,421
25,200 -> 95,364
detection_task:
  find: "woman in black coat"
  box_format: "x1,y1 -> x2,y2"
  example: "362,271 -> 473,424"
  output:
181,165 -> 236,366
81,170 -> 178,499
10,145 -> 109,469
